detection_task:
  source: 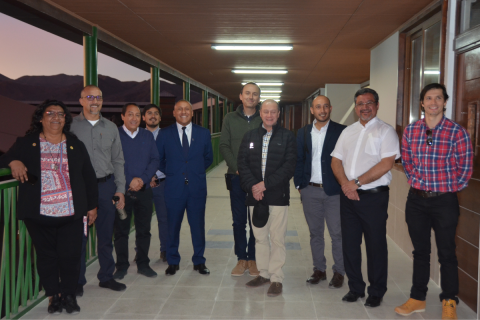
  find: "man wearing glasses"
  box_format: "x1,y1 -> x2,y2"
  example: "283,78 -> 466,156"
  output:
331,88 -> 400,308
395,83 -> 473,320
71,85 -> 127,295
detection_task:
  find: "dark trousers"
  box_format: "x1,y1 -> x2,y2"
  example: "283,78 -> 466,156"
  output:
114,188 -> 153,270
165,184 -> 206,265
228,174 -> 255,261
340,190 -> 389,298
25,218 -> 83,296
152,180 -> 169,252
405,190 -> 460,303
79,175 -> 117,284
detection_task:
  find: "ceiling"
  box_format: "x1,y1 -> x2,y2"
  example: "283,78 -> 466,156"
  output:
47,0 -> 435,103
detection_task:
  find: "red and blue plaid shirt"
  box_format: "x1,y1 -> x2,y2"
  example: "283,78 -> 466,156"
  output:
402,116 -> 473,192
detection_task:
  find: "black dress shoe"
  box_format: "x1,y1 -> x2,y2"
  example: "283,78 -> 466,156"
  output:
364,295 -> 382,307
342,291 -> 365,302
113,269 -> 128,280
138,266 -> 158,277
99,279 -> 127,291
193,264 -> 210,275
165,264 -> 179,275
75,285 -> 84,297
61,294 -> 80,314
48,294 -> 62,314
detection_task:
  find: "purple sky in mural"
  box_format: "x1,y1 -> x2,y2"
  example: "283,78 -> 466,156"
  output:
0,12 -> 150,82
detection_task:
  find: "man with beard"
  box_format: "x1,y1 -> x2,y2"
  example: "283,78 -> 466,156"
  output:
142,104 -> 168,262
219,82 -> 263,277
113,103 -> 159,279
71,85 -> 127,295
294,95 -> 346,287
331,88 -> 400,308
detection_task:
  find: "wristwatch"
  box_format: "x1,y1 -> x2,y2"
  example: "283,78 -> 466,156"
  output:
355,178 -> 361,187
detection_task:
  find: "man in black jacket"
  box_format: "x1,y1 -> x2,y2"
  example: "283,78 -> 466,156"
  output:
294,95 -> 346,288
237,99 -> 296,297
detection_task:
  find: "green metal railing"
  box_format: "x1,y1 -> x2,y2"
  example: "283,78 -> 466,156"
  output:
207,133 -> 223,172
0,168 -> 99,319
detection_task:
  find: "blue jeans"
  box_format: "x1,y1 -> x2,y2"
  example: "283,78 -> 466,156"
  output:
229,174 -> 255,261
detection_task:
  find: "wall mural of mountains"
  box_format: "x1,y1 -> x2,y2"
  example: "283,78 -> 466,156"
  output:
0,73 -> 203,103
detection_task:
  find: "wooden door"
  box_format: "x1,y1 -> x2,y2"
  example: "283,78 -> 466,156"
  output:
454,46 -> 480,312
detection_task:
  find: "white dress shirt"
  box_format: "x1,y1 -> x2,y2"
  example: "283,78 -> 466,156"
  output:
122,125 -> 139,139
176,122 -> 192,146
331,117 -> 400,190
310,120 -> 329,184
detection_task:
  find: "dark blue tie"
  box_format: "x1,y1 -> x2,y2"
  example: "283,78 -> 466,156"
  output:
182,127 -> 189,158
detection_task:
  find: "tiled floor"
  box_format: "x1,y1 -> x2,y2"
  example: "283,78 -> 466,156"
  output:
22,162 -> 477,319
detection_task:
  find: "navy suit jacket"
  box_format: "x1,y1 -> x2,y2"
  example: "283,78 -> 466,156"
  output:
294,121 -> 346,196
156,123 -> 213,199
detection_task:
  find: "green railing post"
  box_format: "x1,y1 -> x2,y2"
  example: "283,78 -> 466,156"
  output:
84,26 -> 98,87
202,90 -> 209,129
224,99 -> 228,117
184,80 -> 190,102
150,66 -> 160,106
215,96 -> 220,133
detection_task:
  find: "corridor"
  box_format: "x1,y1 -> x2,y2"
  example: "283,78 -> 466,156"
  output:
21,162 -> 477,319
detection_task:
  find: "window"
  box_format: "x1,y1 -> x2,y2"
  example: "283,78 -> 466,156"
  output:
461,0 -> 480,33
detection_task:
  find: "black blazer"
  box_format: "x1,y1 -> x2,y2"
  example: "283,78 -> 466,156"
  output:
294,121 -> 346,196
0,133 -> 98,221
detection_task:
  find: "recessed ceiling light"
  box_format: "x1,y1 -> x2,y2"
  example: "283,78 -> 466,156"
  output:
232,69 -> 288,74
242,82 -> 284,86
261,90 -> 282,93
212,44 -> 293,51
261,95 -> 281,99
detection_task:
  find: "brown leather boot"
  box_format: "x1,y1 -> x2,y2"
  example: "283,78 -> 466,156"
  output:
306,270 -> 326,284
329,272 -> 344,288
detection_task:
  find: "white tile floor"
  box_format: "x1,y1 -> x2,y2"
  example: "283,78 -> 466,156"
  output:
21,162 -> 478,320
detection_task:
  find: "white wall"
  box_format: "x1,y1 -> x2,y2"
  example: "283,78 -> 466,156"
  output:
370,32 -> 400,128
325,83 -> 361,125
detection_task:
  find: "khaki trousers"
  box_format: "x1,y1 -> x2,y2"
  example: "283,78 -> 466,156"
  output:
249,205 -> 288,283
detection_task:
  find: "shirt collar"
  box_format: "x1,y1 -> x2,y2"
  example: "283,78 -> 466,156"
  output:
151,126 -> 160,135
176,122 -> 192,131
420,116 -> 446,130
312,119 -> 330,133
362,116 -> 378,128
122,125 -> 139,136
79,112 -> 104,125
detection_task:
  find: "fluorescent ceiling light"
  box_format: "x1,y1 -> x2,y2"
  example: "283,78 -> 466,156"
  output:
424,71 -> 440,74
261,90 -> 282,93
232,69 -> 288,74
261,95 -> 281,99
160,77 -> 175,85
212,44 -> 293,51
261,99 -> 281,102
242,82 -> 283,86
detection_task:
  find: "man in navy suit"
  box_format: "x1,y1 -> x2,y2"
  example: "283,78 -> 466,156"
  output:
294,95 -> 346,287
156,100 -> 213,276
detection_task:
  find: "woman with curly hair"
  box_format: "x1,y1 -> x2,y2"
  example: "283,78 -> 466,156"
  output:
0,99 -> 98,314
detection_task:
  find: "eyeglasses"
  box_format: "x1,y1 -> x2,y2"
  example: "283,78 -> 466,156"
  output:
81,95 -> 103,101
426,129 -> 433,146
44,111 -> 65,118
355,101 -> 377,108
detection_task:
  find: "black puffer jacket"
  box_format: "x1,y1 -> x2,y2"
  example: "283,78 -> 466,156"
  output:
237,123 -> 297,206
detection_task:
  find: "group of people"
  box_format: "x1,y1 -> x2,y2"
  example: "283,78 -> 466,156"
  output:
220,82 -> 472,320
0,81 -> 472,320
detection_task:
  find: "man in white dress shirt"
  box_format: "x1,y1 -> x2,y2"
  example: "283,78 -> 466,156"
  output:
331,88 -> 400,308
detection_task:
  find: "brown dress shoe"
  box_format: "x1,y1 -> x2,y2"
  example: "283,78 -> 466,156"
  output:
246,276 -> 270,287
267,282 -> 283,297
306,270 -> 326,284
329,272 -> 344,288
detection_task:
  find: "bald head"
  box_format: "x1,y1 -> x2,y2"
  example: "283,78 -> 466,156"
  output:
260,99 -> 280,112
81,85 -> 102,98
260,99 -> 280,132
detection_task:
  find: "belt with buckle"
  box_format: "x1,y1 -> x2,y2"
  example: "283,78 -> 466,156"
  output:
159,178 -> 166,182
357,185 -> 389,195
97,174 -> 112,183
309,182 -> 323,188
410,187 -> 448,198
185,179 -> 189,185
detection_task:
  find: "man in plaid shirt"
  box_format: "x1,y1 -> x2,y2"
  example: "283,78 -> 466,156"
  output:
395,83 -> 473,320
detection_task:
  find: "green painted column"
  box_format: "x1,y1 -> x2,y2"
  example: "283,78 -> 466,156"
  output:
150,66 -> 160,106
202,90 -> 209,129
215,96 -> 220,133
184,81 -> 190,101
83,26 -> 98,87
